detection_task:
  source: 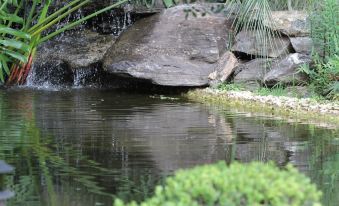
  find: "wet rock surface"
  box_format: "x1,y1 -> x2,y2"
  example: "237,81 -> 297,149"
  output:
103,4 -> 233,87
36,30 -> 116,69
31,30 -> 116,87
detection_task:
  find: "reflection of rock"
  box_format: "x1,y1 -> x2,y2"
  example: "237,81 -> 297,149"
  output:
103,4 -> 233,87
232,30 -> 291,58
29,90 -> 323,179
236,143 -> 287,164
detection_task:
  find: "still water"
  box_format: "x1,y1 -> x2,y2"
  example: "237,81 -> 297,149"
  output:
0,89 -> 338,206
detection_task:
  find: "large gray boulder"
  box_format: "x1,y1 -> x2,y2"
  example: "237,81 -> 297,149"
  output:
103,4 -> 233,87
233,58 -> 274,90
264,53 -> 311,86
231,30 -> 291,58
264,11 -> 310,37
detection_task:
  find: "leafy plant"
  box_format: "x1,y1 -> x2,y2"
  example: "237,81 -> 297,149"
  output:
293,0 -> 339,100
310,0 -> 338,62
114,161 -> 322,206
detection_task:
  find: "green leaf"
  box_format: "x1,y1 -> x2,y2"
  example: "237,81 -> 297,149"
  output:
0,60 -> 4,82
0,12 -> 23,23
0,25 -> 30,39
162,0 -> 175,8
0,39 -> 30,52
3,48 -> 28,62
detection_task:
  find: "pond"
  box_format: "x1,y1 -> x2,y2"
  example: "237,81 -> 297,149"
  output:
0,88 -> 338,206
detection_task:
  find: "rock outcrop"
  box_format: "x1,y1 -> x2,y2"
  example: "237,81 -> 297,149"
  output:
290,37 -> 313,55
103,4 -> 233,87
232,30 -> 291,58
208,51 -> 238,86
233,58 -> 274,90
264,53 -> 311,86
28,4 -> 313,89
264,11 -> 310,37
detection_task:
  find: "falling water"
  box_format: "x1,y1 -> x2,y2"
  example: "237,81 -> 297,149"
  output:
25,1 -> 135,89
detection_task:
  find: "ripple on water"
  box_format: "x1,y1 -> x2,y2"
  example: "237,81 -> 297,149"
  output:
0,89 -> 338,206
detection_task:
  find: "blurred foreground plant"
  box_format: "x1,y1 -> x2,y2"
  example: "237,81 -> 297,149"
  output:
114,161 -> 322,206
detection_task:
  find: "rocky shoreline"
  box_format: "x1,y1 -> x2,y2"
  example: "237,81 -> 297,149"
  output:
186,88 -> 339,128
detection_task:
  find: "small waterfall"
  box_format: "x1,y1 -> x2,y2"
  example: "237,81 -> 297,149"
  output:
24,1 -> 137,90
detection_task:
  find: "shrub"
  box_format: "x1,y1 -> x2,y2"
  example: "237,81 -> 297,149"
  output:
114,162 -> 322,206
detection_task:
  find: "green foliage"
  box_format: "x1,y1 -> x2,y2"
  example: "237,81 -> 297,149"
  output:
310,0 -> 339,61
299,55 -> 339,100
217,83 -> 245,91
255,85 -> 287,97
114,162 -> 322,206
297,0 -> 339,100
0,0 -> 31,82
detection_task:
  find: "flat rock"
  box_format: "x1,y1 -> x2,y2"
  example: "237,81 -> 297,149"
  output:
264,11 -> 310,37
264,53 -> 311,86
209,51 -> 238,86
103,4 -> 233,87
232,30 -> 291,58
290,37 -> 313,55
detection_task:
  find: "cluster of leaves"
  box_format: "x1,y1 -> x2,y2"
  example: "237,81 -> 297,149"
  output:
0,0 -> 31,82
114,161 -> 322,206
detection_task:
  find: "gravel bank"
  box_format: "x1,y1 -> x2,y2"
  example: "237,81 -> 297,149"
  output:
186,88 -> 339,129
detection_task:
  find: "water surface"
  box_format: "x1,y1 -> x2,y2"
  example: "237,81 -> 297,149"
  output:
0,89 -> 338,206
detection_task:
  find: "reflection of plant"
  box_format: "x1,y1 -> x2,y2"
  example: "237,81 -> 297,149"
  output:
0,112 -> 112,205
115,161 -> 322,206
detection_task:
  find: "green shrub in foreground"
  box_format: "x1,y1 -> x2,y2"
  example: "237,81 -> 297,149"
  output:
114,162 -> 322,206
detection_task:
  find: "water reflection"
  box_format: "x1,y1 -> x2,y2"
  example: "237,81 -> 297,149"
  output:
0,89 -> 338,206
